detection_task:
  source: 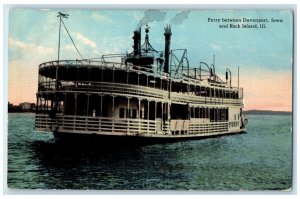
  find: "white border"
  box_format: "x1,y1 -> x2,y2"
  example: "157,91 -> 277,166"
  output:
1,1 -> 299,198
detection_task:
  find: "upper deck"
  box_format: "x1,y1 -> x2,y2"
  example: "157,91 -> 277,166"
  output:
38,59 -> 243,106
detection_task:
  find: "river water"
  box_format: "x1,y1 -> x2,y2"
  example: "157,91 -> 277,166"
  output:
7,113 -> 292,190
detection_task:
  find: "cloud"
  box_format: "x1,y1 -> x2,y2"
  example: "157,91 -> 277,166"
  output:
8,38 -> 56,104
64,44 -> 74,51
40,8 -> 51,11
209,43 -> 221,51
9,38 -> 55,58
73,32 -> 97,49
91,13 -> 113,23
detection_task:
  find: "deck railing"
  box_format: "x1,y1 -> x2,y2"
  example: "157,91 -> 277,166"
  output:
170,92 -> 243,105
35,114 -> 230,136
35,114 -> 165,135
189,120 -> 228,134
39,60 -> 127,70
62,81 -> 168,99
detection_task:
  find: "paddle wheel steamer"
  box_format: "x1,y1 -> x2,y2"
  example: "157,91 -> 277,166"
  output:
35,13 -> 247,143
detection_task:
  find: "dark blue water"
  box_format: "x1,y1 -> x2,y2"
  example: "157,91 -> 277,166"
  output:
7,113 -> 292,190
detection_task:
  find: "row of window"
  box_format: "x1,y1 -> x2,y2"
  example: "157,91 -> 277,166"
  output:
119,108 -> 136,118
190,107 -> 229,121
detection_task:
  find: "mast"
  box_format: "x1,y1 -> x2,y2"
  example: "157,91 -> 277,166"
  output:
53,12 -> 69,119
56,13 -> 62,93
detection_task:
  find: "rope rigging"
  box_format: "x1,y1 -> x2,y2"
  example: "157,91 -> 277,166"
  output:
61,18 -> 84,60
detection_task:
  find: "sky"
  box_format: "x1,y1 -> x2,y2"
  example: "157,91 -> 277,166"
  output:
7,8 -> 293,111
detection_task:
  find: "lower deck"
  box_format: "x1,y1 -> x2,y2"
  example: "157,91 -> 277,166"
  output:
35,114 -> 246,139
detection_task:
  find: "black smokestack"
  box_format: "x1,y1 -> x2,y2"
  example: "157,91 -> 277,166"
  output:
164,24 -> 172,73
133,28 -> 141,56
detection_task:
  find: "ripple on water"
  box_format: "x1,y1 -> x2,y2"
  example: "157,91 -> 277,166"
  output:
7,113 -> 292,190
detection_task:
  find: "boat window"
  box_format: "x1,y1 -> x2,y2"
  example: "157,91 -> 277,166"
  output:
132,109 -> 137,119
119,108 -> 125,118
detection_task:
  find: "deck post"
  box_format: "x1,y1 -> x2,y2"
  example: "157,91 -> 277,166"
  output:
74,93 -> 77,115
126,70 -> 129,84
210,87 -> 212,104
222,90 -> 224,104
146,75 -> 148,87
100,95 -> 103,117
147,101 -> 150,120
161,102 -> 163,131
112,95 -> 114,116
86,94 -> 90,116
112,65 -> 115,83
205,88 -> 207,104
154,101 -> 157,121
138,98 -> 141,134
168,103 -> 170,120
214,88 -> 216,104
147,100 -> 150,132
127,97 -> 130,134
101,64 -> 104,81
112,95 -> 115,132
63,93 -> 66,115
168,102 -> 171,133
138,98 -> 141,119
36,95 -> 39,113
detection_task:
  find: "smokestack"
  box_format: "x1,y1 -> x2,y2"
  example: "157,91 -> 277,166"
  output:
164,24 -> 172,73
133,28 -> 141,56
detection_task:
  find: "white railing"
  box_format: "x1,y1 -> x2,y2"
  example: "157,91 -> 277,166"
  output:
188,121 -> 228,134
39,60 -> 159,78
39,60 -> 126,70
35,114 -> 164,135
62,81 -> 168,99
36,114 -> 230,137
170,92 -> 243,105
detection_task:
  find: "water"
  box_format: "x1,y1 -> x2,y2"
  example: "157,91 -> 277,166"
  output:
7,113 -> 292,190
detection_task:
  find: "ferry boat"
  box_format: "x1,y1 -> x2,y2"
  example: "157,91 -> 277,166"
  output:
35,13 -> 247,143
